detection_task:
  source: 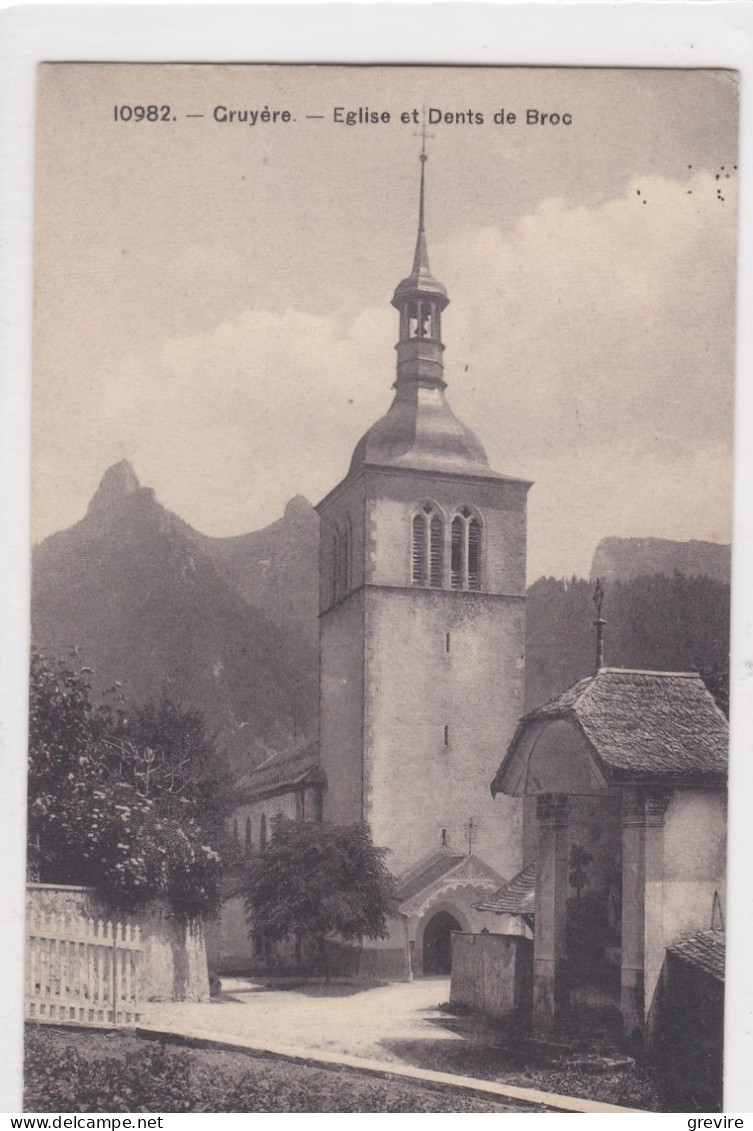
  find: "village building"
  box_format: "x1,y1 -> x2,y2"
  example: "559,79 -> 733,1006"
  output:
208,743 -> 324,973
214,148 -> 531,976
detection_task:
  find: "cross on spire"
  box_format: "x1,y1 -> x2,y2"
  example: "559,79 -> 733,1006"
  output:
413,117 -> 435,160
413,116 -> 435,235
465,817 -> 479,855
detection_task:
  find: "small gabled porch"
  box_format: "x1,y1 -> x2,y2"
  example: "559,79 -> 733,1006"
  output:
491,667 -> 728,1044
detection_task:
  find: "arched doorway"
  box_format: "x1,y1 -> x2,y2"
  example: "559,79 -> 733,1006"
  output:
422,910 -> 462,975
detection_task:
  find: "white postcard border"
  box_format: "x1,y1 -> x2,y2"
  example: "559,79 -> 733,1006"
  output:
2,3 -> 752,1115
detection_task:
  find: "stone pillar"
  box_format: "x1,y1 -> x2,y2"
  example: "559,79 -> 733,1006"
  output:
620,790 -> 646,1042
402,914 -> 414,983
620,789 -> 669,1045
643,792 -> 669,1043
533,794 -> 569,1033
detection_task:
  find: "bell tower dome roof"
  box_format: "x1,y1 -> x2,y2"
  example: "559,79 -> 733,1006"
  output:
350,140 -> 501,480
350,383 -> 496,477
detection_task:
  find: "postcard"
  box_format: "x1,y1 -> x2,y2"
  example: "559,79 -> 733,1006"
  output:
23,61 -> 737,1114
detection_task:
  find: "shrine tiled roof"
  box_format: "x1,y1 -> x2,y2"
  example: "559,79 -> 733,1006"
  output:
476,860 -> 536,916
668,929 -> 725,981
492,668 -> 728,793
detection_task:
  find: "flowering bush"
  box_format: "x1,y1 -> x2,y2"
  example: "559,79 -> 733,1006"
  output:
28,651 -> 227,919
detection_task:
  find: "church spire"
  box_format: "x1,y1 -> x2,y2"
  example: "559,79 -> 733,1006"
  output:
411,136 -> 430,276
391,139 -> 449,389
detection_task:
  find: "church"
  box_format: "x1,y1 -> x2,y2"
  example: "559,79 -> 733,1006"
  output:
213,149 -> 532,977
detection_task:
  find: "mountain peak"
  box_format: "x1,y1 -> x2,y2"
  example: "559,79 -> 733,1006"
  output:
591,536 -> 731,585
87,460 -> 141,514
284,495 -> 315,520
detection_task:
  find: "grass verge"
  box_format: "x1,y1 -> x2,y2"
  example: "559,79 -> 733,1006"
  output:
24,1025 -> 553,1113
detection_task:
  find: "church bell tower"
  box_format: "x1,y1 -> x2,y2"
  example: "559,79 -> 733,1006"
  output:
317,148 -> 530,880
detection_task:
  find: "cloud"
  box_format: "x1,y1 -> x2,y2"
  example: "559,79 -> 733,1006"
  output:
33,303 -> 393,542
33,171 -> 736,580
439,170 -> 735,464
437,170 -> 736,574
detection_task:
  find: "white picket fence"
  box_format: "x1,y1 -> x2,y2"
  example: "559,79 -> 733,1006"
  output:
25,913 -> 143,1027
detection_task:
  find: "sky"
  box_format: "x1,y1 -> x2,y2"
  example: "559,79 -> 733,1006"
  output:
32,64 -> 739,580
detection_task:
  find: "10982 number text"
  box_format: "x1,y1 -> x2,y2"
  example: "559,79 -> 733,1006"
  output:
113,105 -> 173,122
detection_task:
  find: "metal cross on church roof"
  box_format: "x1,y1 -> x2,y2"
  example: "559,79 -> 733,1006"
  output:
593,577 -> 607,671
465,816 -> 479,855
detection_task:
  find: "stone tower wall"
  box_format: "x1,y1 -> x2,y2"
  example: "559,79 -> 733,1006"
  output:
319,588 -> 366,827
319,465 -> 528,882
364,585 -> 524,877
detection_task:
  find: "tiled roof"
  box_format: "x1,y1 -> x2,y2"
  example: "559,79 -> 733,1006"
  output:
493,668 -> 728,791
397,853 -> 466,902
236,742 -> 323,800
476,860 -> 536,915
668,929 -> 725,981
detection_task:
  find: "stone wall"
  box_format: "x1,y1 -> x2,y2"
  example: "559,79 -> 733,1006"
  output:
365,585 -> 524,876
645,788 -> 726,1023
450,931 -> 533,1022
27,884 -> 209,1002
206,891 -> 253,974
319,588 -> 367,828
325,938 -> 409,981
662,789 -> 727,945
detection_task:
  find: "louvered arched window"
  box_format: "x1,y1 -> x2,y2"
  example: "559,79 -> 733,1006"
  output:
450,507 -> 483,591
412,502 -> 444,587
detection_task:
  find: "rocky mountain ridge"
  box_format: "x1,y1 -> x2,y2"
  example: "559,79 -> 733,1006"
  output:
32,462 -> 319,771
33,462 -> 731,771
591,536 -> 730,586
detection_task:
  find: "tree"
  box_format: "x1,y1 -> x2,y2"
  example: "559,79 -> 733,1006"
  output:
28,649 -> 231,918
243,817 -> 397,969
525,573 -> 730,713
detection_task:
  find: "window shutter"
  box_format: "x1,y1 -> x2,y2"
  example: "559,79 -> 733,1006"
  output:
429,515 -> 443,586
412,514 -> 426,585
468,519 -> 482,590
451,517 -> 464,589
